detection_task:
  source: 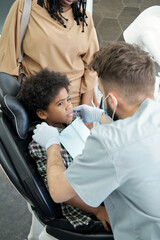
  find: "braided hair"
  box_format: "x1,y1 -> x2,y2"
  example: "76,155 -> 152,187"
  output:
37,0 -> 88,32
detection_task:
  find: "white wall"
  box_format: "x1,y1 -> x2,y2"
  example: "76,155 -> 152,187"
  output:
86,0 -> 93,15
1,0 -> 15,33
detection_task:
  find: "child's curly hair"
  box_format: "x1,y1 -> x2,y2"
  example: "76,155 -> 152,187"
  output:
18,69 -> 70,117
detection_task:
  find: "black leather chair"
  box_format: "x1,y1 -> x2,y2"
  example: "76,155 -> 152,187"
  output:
0,72 -> 114,240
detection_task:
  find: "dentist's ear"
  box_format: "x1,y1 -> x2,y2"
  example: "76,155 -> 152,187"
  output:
109,93 -> 118,109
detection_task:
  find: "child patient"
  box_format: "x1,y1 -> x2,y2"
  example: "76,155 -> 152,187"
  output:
18,69 -> 110,232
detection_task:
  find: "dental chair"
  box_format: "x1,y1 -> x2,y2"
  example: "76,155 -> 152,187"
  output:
123,5 -> 160,67
123,5 -> 160,101
0,72 -> 114,240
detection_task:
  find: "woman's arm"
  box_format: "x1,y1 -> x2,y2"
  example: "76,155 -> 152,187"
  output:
0,0 -> 24,76
81,89 -> 93,106
81,89 -> 94,129
80,13 -> 99,107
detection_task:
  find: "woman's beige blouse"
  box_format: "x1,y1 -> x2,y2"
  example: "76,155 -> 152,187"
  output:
0,0 -> 99,105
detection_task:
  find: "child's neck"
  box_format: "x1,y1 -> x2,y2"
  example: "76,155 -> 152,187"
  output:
48,122 -> 68,129
54,123 -> 68,129
45,119 -> 71,129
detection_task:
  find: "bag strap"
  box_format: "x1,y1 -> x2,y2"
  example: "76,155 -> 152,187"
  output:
18,0 -> 32,63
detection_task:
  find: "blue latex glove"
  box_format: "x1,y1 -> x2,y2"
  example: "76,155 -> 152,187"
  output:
32,122 -> 59,150
74,104 -> 104,123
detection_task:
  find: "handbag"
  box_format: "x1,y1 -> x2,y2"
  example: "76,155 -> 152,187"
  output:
18,0 -> 32,83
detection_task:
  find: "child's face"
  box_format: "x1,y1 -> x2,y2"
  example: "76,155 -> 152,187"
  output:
38,88 -> 73,127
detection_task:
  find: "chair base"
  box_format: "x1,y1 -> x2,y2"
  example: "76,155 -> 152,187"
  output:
39,227 -> 57,240
27,203 -> 44,240
46,226 -> 114,240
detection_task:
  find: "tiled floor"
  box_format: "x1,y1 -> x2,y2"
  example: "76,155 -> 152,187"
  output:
0,166 -> 31,240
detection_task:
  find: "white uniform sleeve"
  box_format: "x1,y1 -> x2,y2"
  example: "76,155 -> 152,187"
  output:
65,125 -> 119,207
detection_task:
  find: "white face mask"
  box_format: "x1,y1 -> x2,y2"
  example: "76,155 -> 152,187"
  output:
103,94 -> 118,121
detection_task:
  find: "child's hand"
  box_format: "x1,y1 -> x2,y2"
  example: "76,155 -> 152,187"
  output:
33,122 -> 59,150
95,206 -> 111,231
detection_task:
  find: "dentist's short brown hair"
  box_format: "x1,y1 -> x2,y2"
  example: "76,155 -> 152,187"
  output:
89,42 -> 155,103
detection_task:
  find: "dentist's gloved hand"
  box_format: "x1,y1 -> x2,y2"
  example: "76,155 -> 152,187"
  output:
74,104 -> 104,123
33,122 -> 59,151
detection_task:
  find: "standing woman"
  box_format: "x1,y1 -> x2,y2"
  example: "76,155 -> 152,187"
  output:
0,0 -> 99,106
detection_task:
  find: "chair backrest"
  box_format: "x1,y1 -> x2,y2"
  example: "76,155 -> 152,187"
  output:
0,72 -> 62,224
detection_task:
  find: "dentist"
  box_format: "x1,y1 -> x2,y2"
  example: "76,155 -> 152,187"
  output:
33,42 -> 160,240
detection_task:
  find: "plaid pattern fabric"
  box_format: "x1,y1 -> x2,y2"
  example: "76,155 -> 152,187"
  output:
28,118 -> 92,228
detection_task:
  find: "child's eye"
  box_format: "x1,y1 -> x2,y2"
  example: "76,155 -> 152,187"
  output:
67,97 -> 71,102
58,101 -> 63,106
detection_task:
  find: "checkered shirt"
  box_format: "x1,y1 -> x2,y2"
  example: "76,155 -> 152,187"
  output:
28,120 -> 92,228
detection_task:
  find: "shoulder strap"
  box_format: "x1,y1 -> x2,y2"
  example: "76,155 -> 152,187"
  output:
18,0 -> 32,63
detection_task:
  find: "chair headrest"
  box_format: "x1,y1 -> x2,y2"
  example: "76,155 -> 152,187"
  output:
3,95 -> 29,139
0,72 -> 29,139
0,72 -> 20,97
